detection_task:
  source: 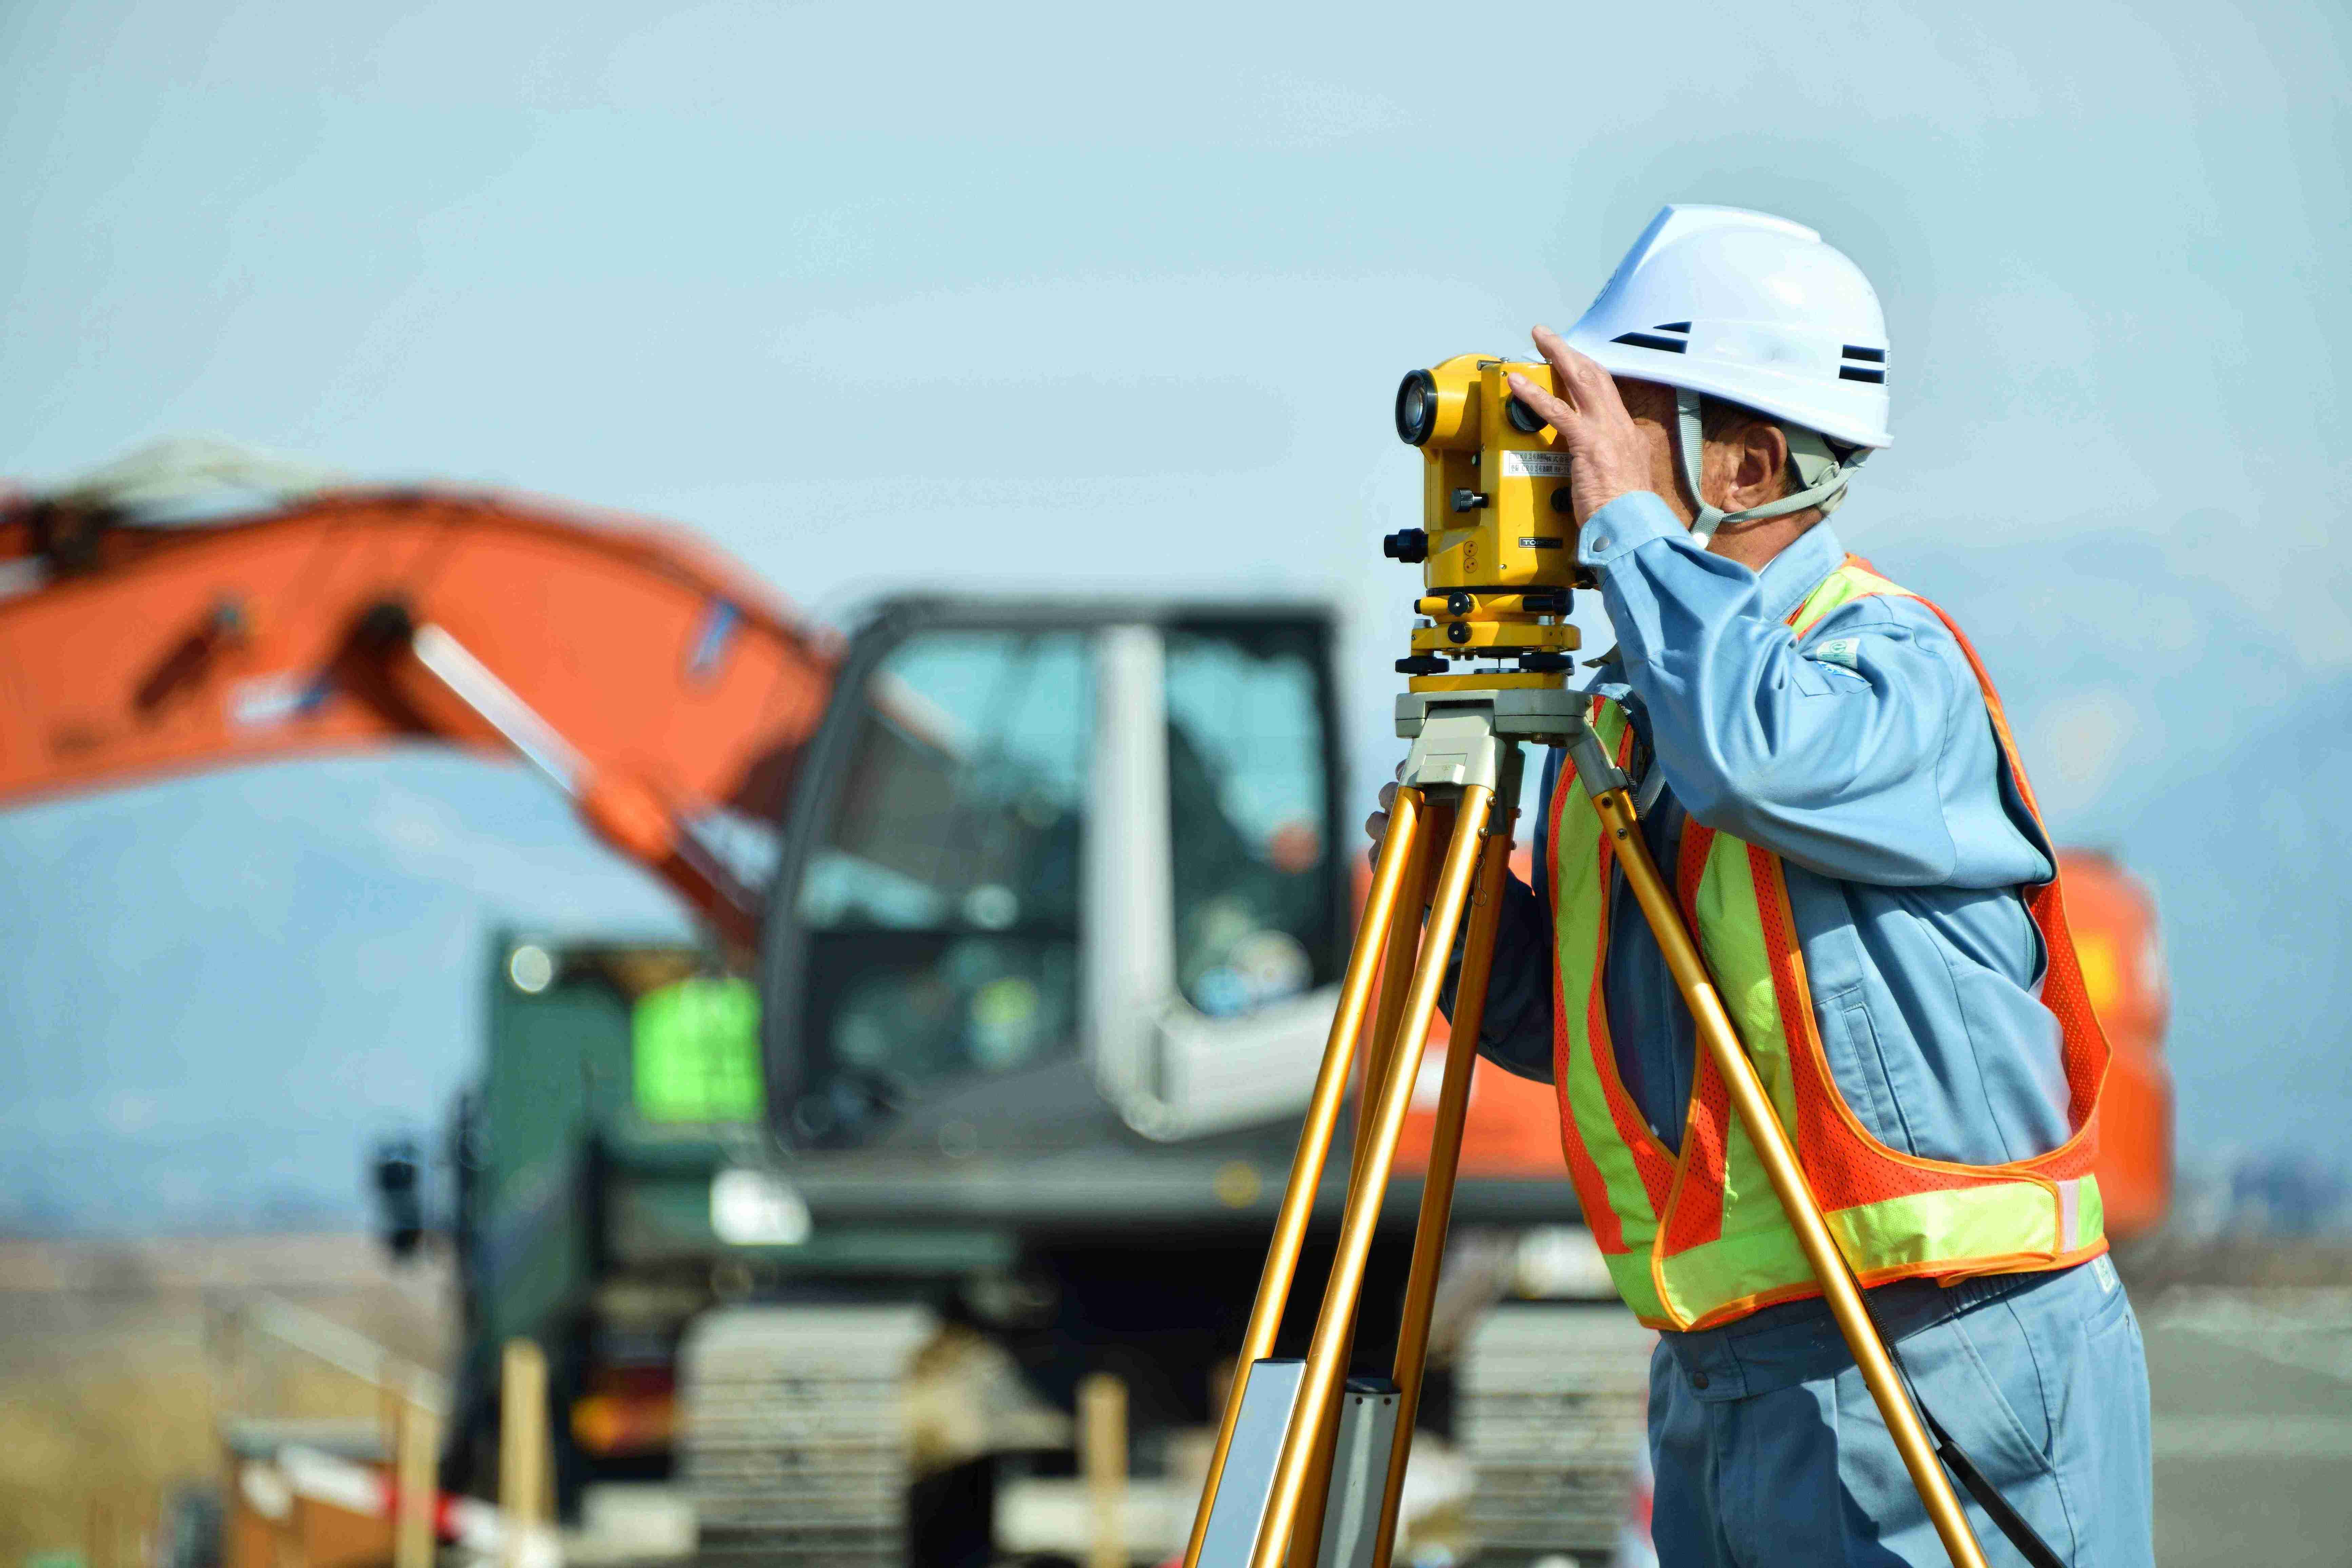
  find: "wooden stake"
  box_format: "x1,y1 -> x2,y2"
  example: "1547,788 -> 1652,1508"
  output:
393,1388 -> 439,1568
499,1339 -> 550,1568
1079,1372 -> 1128,1568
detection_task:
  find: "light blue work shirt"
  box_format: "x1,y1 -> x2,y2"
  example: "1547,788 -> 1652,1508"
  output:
1464,490 -> 2073,1167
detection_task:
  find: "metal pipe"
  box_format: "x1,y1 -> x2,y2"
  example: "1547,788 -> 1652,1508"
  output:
1368,752 -> 1521,1568
1246,787 -> 1494,1568
1590,783 -> 1990,1568
1181,790 -> 1426,1568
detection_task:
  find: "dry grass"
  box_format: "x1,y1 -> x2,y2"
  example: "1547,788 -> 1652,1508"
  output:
0,1237 -> 451,1566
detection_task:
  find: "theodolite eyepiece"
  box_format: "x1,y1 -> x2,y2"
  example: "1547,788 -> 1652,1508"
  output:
1381,528 -> 1428,563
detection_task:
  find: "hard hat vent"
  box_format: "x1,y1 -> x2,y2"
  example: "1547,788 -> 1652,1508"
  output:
1837,346 -> 1887,385
1610,323 -> 1691,354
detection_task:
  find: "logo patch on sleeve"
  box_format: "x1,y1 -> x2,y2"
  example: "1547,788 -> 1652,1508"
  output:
1812,636 -> 1863,671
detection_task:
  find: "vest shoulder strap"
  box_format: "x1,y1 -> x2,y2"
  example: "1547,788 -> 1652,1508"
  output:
1787,554 -> 1912,640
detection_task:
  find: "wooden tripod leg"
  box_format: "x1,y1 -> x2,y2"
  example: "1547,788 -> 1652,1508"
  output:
1589,781 -> 1992,1568
1246,787 -> 1494,1568
1368,748 -> 1522,1568
1181,789 -> 1427,1568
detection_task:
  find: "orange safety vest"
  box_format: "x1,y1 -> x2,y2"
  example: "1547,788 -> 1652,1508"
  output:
1549,557 -> 2111,1331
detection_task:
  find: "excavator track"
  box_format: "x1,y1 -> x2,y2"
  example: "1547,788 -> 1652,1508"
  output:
678,1303 -> 937,1566
1457,1303 -> 1654,1560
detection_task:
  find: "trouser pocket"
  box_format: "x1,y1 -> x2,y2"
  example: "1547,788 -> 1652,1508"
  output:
1833,1297 -> 2079,1567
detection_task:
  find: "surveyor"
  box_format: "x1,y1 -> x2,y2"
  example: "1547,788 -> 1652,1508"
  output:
1366,207 -> 2153,1565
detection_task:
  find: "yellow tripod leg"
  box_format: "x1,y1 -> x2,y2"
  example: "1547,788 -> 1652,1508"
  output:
1590,781 -> 1992,1568
1367,748 -> 1522,1568
1287,797 -> 1444,1566
1246,786 -> 1495,1568
1181,788 -> 1426,1568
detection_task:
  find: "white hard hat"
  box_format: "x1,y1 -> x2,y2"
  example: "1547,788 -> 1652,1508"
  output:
1564,205 -> 1891,541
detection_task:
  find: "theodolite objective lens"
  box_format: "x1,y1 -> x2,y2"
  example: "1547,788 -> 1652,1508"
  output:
1395,370 -> 1438,446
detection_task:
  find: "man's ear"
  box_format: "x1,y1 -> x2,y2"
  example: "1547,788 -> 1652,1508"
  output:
1730,420 -> 1791,508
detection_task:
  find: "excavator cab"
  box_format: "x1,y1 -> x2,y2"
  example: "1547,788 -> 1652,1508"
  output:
760,599 -> 1351,1155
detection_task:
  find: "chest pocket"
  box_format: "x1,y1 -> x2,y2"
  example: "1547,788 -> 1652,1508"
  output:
1792,635 -> 1871,696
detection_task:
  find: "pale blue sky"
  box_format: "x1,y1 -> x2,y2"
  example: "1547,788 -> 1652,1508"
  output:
3,0 -> 2347,1229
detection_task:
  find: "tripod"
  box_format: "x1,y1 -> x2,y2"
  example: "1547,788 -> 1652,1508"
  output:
1177,684 -> 2009,1568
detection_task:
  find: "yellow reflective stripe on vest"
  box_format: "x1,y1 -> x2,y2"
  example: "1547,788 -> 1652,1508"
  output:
1789,561 -> 1911,640
1684,829 -> 1803,1315
1656,1176 -> 2107,1329
1688,832 -> 1798,1135
1553,703 -> 1665,1310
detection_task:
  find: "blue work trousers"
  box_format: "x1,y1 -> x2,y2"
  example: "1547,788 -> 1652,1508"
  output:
1648,1259 -> 2152,1567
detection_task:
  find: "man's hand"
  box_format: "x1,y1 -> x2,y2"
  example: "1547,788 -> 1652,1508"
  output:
1507,326 -> 1656,528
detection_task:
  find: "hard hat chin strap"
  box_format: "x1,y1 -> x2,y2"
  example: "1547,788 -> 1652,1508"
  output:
1674,388 -> 1867,547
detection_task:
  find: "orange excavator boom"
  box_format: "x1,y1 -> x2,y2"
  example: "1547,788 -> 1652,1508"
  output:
0,481 -> 837,952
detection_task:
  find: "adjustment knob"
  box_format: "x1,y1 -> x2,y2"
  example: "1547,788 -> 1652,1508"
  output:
1446,621 -> 1472,644
1450,488 -> 1490,513
1382,528 -> 1429,563
1446,591 -> 1474,617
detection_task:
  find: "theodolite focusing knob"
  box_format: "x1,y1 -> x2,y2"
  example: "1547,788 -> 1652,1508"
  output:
1382,528 -> 1429,563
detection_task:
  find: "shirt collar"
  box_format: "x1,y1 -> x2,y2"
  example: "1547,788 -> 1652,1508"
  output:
1755,521 -> 1846,625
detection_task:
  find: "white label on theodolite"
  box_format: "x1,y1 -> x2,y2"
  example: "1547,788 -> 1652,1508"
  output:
1500,450 -> 1572,478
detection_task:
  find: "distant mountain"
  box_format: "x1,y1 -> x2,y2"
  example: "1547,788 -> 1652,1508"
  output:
2108,671 -> 2352,1154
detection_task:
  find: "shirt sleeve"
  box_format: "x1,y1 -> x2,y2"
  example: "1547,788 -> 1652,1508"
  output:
1579,491 -> 1986,887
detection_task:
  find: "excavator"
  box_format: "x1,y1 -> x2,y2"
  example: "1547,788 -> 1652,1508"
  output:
0,442 -> 2174,1566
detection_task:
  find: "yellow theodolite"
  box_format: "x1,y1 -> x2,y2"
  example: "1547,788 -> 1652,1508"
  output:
1178,355 -> 2016,1568
1386,354 -> 1587,690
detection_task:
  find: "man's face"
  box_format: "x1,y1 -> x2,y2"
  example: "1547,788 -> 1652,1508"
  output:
1603,377 -> 1790,529
1609,377 -> 1693,523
